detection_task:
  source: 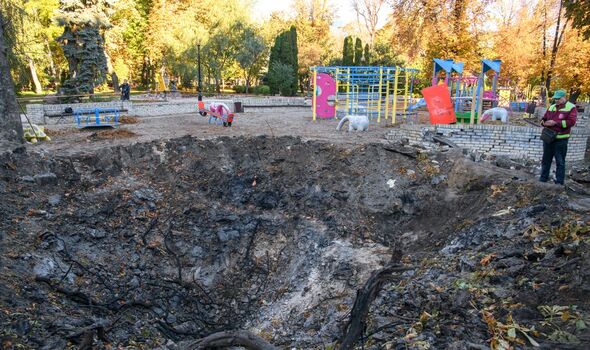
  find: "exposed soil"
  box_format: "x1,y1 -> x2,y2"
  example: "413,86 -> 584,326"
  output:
119,116 -> 140,124
1,110 -> 589,349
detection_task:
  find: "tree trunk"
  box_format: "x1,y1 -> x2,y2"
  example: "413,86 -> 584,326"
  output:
45,37 -> 58,86
245,71 -> 251,94
540,0 -> 548,103
28,58 -> 43,94
0,14 -> 24,148
545,0 -> 566,94
569,87 -> 580,103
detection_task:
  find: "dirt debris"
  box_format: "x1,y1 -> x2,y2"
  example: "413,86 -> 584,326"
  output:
87,128 -> 137,141
0,135 -> 588,349
119,115 -> 140,124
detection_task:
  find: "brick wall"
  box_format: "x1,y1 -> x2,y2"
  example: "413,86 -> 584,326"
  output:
387,107 -> 589,162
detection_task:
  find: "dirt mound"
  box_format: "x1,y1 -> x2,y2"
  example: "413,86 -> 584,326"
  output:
119,115 -> 140,124
87,128 -> 137,141
0,136 -> 588,349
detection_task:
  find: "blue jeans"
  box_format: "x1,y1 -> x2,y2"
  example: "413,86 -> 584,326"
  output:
540,138 -> 568,184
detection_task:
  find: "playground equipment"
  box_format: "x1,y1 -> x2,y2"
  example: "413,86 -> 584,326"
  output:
198,101 -> 235,126
74,108 -> 120,128
432,59 -> 502,124
23,124 -> 51,143
310,66 -> 420,124
336,115 -> 370,132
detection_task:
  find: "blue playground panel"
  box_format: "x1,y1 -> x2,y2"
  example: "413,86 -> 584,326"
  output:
74,108 -> 120,128
510,102 -> 528,112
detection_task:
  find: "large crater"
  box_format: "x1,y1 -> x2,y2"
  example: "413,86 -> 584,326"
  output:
1,136 -> 588,349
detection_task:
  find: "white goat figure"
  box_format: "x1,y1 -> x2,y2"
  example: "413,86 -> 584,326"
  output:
481,107 -> 509,123
336,115 -> 369,132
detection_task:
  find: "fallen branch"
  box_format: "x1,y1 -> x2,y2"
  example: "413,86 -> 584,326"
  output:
181,330 -> 278,350
382,144 -> 418,158
337,263 -> 412,350
432,135 -> 458,148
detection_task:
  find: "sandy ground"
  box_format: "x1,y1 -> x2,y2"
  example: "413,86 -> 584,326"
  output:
34,107 -> 423,155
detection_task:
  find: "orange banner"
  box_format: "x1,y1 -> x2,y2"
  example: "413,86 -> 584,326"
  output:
422,85 -> 456,124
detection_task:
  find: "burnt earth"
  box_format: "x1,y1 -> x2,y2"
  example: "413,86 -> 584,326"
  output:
0,135 -> 588,349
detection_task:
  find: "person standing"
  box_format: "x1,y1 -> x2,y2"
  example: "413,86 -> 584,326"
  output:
539,89 -> 577,185
120,79 -> 131,101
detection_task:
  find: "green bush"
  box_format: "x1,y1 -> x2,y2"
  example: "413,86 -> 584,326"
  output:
254,85 -> 270,95
233,85 -> 246,93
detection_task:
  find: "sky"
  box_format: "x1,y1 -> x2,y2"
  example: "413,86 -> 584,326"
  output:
250,0 -> 392,35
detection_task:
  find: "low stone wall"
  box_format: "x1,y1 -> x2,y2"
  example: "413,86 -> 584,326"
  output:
235,97 -> 309,107
26,101 -> 130,124
387,108 -> 590,162
25,97 -> 309,125
26,99 -> 233,125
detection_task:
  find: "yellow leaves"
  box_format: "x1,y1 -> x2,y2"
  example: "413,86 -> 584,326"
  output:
419,311 -> 432,323
482,309 -> 540,349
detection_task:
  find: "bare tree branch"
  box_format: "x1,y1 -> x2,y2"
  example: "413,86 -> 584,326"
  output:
351,0 -> 387,46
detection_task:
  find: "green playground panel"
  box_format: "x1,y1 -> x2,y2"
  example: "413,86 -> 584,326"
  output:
455,112 -> 478,124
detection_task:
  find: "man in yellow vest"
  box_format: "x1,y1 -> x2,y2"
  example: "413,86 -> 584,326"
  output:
540,89 -> 577,185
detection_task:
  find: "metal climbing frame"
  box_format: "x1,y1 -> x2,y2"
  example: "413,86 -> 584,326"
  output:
311,66 -> 420,124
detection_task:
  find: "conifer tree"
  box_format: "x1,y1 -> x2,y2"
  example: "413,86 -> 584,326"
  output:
342,36 -> 354,66
354,37 -> 363,66
56,0 -> 111,95
289,25 -> 299,94
364,43 -> 370,65
268,27 -> 298,96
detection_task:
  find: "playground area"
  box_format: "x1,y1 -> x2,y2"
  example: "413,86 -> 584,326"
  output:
309,59 -> 568,127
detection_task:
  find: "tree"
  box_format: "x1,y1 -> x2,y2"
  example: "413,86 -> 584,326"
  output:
267,62 -> 295,96
236,25 -> 268,93
0,8 -> 24,148
564,0 -> 590,39
351,0 -> 387,47
203,24 -> 239,93
288,26 -> 299,94
56,0 -> 111,95
268,27 -> 298,96
354,37 -> 363,66
268,31 -> 283,95
544,0 -> 570,92
364,43 -> 370,65
293,0 -> 336,92
342,36 -> 354,66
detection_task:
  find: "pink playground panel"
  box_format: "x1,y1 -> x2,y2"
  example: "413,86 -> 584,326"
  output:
314,73 -> 336,119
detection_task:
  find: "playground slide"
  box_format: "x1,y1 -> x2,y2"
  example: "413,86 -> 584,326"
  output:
407,98 -> 426,111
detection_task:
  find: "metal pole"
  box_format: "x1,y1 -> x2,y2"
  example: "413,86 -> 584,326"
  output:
335,68 -> 340,119
312,68 -> 317,121
477,73 -> 484,122
197,44 -> 202,101
392,67 -> 399,124
377,67 -> 383,123
403,69 -> 409,114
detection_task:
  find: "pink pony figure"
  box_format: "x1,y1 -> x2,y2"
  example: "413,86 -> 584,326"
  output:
208,102 -> 234,127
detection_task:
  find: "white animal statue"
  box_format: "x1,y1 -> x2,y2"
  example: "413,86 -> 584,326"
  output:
336,115 -> 369,132
481,107 -> 509,123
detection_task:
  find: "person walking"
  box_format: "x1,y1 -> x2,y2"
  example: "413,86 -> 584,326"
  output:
539,89 -> 577,185
120,79 -> 131,101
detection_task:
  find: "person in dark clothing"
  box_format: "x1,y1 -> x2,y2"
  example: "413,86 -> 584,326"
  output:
120,79 -> 131,101
539,89 -> 577,185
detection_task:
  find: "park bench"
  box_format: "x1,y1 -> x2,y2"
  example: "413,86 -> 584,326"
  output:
74,108 -> 121,128
44,107 -> 128,125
